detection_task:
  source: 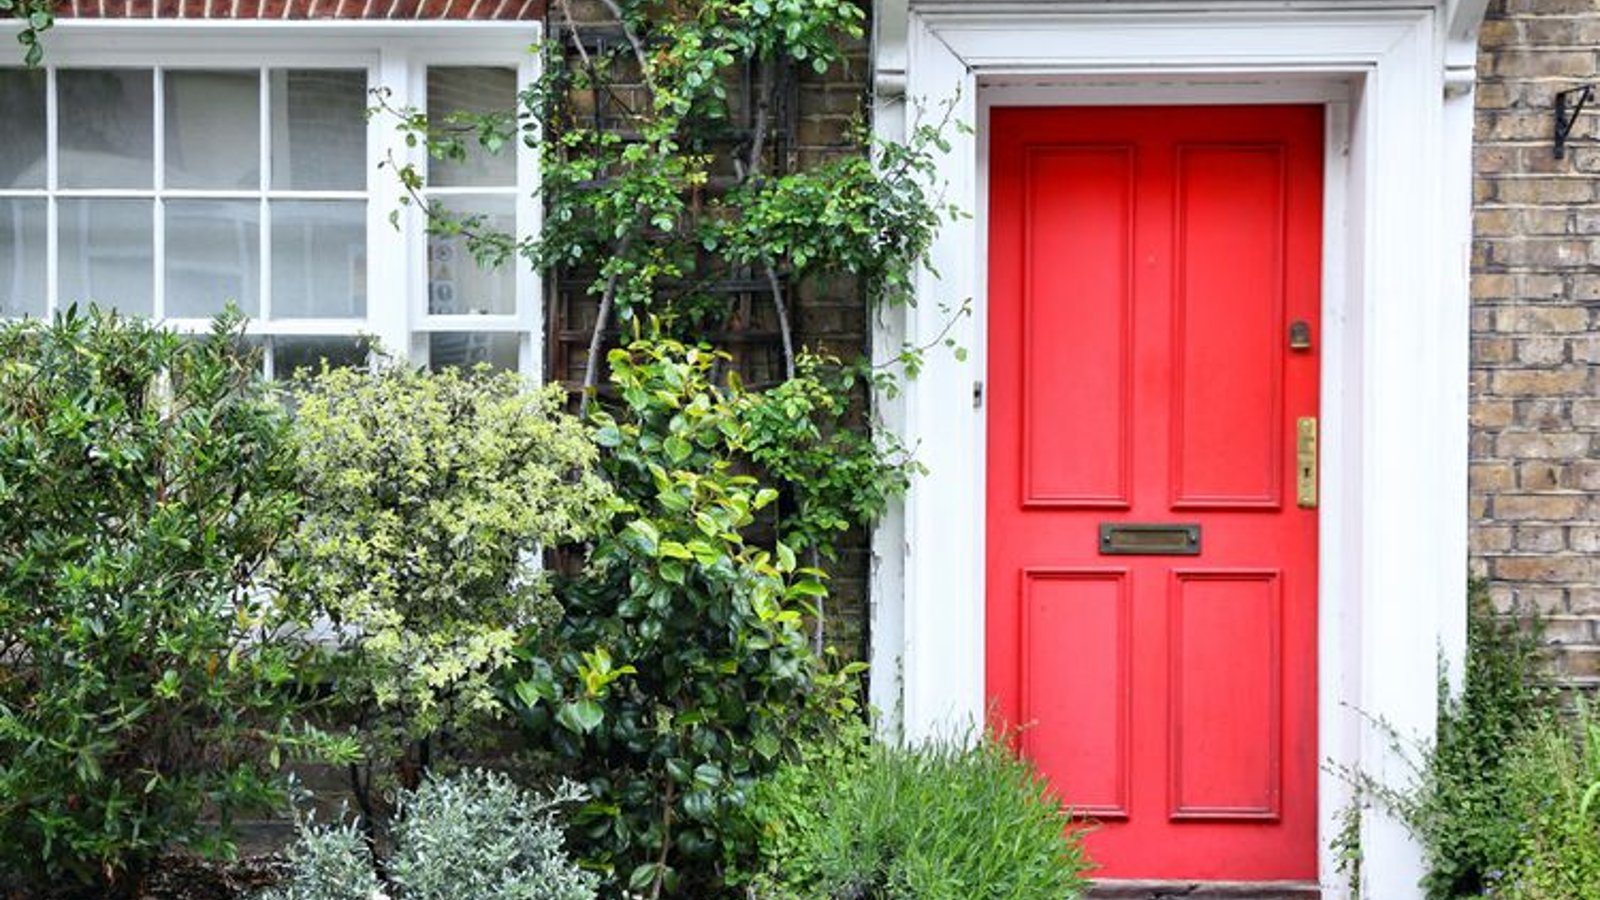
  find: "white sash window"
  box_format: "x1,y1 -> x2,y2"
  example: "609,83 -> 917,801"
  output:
0,23 -> 542,378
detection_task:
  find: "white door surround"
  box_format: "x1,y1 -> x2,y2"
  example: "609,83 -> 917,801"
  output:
868,3 -> 1485,898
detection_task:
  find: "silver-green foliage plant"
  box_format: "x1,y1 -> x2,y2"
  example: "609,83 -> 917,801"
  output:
262,818 -> 383,900
389,770 -> 596,900
284,363 -> 613,777
263,770 -> 596,900
743,727 -> 1092,900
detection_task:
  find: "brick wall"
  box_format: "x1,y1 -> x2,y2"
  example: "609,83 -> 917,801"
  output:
56,0 -> 541,19
1473,0 -> 1600,684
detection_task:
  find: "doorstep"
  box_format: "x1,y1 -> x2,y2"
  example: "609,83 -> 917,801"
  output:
1088,881 -> 1322,900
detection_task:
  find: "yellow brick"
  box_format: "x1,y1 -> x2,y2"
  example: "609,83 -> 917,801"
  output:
1491,368 -> 1589,396
1494,493 -> 1588,520
1497,431 -> 1590,458
1472,461 -> 1517,490
1495,306 -> 1588,333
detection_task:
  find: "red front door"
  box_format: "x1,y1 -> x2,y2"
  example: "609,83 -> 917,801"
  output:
986,106 -> 1322,880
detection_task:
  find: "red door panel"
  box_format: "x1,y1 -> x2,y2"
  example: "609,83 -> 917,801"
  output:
986,106 -> 1322,881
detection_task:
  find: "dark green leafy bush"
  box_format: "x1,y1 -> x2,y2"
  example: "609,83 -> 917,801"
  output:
507,338 -> 863,898
1351,585 -> 1557,900
738,355 -> 917,561
262,768 -> 596,900
0,309 -> 353,892
1492,707 -> 1600,899
1410,587 -> 1554,900
741,727 -> 1092,900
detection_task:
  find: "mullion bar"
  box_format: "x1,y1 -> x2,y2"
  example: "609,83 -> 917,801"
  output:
152,67 -> 165,319
44,65 -> 57,316
259,66 -> 272,324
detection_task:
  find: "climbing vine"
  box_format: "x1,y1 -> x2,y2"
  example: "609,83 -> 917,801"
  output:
6,0 -> 53,67
375,3 -> 965,895
377,0 -> 965,410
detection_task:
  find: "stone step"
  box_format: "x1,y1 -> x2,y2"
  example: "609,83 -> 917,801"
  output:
1088,880 -> 1322,900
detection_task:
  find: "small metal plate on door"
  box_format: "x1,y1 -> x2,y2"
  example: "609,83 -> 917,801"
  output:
1289,319 -> 1313,351
1099,523 -> 1202,556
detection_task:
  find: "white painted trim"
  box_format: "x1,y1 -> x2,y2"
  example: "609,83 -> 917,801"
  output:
978,75 -> 1352,107
870,4 -> 1483,899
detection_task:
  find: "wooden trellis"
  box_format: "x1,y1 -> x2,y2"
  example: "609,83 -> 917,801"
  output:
542,16 -> 800,394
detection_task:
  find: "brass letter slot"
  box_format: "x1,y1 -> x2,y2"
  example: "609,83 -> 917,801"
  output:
1099,523 -> 1201,556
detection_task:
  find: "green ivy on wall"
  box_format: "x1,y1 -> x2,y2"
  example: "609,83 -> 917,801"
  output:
5,0 -> 53,67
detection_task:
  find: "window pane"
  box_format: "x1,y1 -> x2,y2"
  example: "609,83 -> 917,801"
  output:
0,69 -> 45,189
428,196 -> 515,315
165,200 -> 260,318
271,69 -> 366,191
427,67 -> 517,188
165,70 -> 260,190
429,332 -> 518,372
0,199 -> 45,317
271,200 -> 365,319
272,335 -> 369,379
59,199 -> 154,316
59,70 -> 154,189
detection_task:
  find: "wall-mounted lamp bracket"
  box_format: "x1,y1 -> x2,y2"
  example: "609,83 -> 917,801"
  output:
1556,84 -> 1594,159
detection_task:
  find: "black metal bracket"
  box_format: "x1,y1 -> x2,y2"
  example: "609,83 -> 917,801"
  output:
1556,84 -> 1595,159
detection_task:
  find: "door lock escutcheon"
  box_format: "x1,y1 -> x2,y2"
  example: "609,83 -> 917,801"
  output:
1297,416 -> 1318,509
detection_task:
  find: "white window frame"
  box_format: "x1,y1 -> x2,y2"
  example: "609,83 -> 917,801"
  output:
2,20 -> 543,377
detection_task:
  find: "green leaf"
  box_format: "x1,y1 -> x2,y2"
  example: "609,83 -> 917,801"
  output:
513,679 -> 548,709
687,540 -> 722,567
555,700 -> 605,735
154,670 -> 181,700
659,559 -> 687,585
664,434 -> 692,464
626,519 -> 661,556
787,580 -> 828,599
628,863 -> 660,892
666,757 -> 692,783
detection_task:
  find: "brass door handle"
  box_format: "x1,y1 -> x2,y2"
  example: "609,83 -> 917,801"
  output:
1297,417 -> 1318,509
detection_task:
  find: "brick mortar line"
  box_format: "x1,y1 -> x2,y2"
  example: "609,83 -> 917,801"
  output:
1474,202 -> 1600,210
1475,173 -> 1600,180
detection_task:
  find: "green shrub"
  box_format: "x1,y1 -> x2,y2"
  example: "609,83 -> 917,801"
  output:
260,818 -> 382,900
741,727 -> 1092,900
1405,586 -> 1555,900
506,338 -> 862,897
282,363 -> 612,798
262,768 -> 596,900
737,354 -> 917,563
1493,707 -> 1600,900
0,308 -> 353,892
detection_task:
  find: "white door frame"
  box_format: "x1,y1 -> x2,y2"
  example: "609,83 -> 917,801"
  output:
869,4 -> 1484,898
